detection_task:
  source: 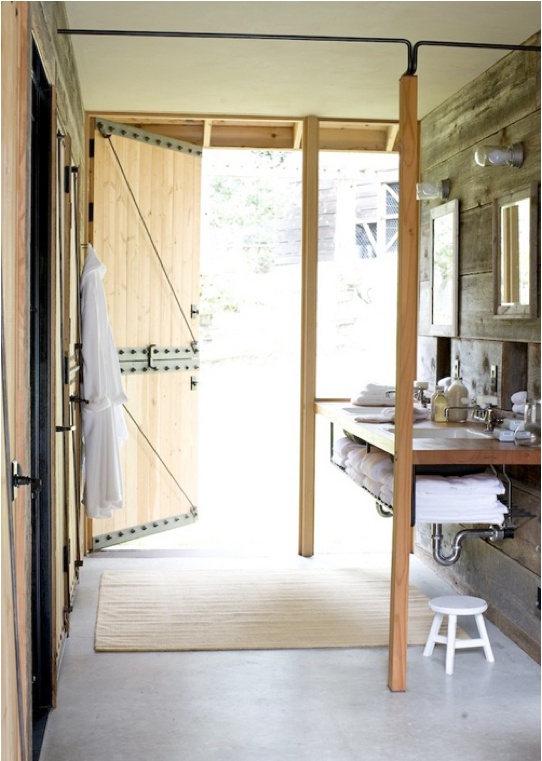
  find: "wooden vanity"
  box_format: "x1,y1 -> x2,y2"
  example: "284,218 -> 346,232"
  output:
314,401 -> 540,691
316,402 -> 541,467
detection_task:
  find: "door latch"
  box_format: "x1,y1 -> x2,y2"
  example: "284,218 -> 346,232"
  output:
11,461 -> 42,501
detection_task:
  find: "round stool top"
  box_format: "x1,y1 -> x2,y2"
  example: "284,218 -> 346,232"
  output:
429,595 -> 488,615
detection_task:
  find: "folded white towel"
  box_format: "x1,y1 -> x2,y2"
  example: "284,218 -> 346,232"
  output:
346,447 -> 369,471
512,404 -> 526,415
361,452 -> 394,481
344,465 -> 365,488
351,394 -> 395,407
362,476 -> 382,498
380,472 -> 394,489
416,495 -> 506,509
380,487 -> 394,505
355,406 -> 431,424
416,513 -> 506,523
415,473 -> 505,496
332,437 -> 363,467
511,390 -> 528,405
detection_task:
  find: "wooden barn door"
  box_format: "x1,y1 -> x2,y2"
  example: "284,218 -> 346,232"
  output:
89,120 -> 201,549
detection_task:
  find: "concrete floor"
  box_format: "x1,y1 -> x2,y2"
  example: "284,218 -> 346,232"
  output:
39,549 -> 540,761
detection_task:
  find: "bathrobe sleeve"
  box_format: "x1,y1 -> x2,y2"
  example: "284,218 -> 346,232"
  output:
80,244 -> 128,519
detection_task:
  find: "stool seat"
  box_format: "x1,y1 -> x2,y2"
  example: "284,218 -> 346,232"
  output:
429,595 -> 488,616
423,594 -> 494,675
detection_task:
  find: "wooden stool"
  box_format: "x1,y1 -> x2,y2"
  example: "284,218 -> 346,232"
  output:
423,595 -> 495,675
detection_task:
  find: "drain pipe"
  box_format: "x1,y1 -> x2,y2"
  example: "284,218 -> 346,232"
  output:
431,523 -> 511,566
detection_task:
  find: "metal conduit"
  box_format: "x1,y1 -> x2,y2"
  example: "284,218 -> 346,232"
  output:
57,28 -> 540,74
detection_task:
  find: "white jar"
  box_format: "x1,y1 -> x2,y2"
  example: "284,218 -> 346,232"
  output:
446,378 -> 469,422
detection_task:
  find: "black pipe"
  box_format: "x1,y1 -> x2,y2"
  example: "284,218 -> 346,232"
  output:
57,28 -> 540,75
410,39 -> 541,74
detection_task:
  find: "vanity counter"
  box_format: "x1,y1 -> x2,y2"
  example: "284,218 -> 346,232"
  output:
315,401 -> 541,466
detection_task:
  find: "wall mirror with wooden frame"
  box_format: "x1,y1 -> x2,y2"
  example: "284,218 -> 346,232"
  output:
429,199 -> 459,337
493,182 -> 539,319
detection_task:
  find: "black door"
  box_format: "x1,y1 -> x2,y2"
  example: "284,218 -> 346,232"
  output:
30,43 -> 53,760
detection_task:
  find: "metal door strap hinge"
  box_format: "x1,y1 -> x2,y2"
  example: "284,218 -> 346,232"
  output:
118,345 -> 200,375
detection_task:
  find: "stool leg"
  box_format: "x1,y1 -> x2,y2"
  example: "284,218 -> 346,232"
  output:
475,613 -> 495,663
445,614 -> 457,675
423,612 -> 444,657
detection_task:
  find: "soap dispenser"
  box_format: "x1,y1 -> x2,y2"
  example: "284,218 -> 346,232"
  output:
446,377 -> 469,422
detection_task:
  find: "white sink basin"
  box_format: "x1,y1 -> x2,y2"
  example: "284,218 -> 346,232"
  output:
381,424 -> 492,439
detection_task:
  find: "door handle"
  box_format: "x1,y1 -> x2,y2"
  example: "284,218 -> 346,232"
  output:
11,461 -> 42,500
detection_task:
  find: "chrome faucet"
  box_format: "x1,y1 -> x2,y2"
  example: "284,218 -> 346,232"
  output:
444,405 -> 477,422
472,404 -> 504,431
413,388 -> 430,407
444,404 -> 504,431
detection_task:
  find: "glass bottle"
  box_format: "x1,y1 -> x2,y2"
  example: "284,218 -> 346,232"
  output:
433,387 -> 448,423
430,386 -> 443,421
514,400 -> 541,447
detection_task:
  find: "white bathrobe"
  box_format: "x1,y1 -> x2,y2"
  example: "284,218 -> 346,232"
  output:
80,244 -> 128,519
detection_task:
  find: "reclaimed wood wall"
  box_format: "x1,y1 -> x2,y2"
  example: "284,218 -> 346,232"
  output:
1,3 -> 85,759
416,34 -> 541,659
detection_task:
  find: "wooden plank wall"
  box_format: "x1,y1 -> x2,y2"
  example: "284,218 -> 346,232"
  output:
1,5 -> 31,758
1,3 -> 86,759
416,34 -> 541,659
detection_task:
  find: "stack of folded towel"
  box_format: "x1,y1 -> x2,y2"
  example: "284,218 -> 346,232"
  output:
415,473 -> 507,524
332,437 -> 364,468
344,446 -> 394,504
354,406 -> 431,424
511,390 -> 527,416
351,383 -> 395,407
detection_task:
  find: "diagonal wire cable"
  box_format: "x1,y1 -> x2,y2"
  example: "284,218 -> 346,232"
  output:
123,404 -> 196,511
104,133 -> 198,348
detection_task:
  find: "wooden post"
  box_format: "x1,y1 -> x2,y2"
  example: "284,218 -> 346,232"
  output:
298,116 -> 319,558
388,75 -> 419,692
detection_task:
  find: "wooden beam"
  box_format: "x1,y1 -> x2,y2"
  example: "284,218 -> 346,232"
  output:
298,116 -> 319,558
388,75 -> 419,692
386,124 -> 400,152
203,120 -> 212,148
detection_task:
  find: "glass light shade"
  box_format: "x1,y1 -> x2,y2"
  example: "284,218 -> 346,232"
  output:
474,143 -> 524,168
415,180 -> 450,201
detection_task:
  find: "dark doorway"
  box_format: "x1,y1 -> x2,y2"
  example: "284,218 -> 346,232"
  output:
30,43 -> 53,760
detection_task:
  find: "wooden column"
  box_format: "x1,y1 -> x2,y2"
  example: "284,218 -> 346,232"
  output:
388,75 -> 419,692
298,116 -> 319,558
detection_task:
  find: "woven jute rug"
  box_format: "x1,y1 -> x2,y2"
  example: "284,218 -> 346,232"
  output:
94,567 -> 435,652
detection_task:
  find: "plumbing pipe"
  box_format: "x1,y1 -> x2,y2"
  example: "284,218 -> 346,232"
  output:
431,523 -> 508,566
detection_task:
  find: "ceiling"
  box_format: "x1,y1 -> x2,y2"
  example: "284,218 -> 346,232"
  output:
63,2 -> 540,122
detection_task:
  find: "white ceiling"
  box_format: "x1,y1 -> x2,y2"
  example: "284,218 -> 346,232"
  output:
63,1 -> 540,120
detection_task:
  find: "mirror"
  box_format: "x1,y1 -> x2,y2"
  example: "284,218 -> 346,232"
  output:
430,199 -> 459,337
493,182 -> 539,318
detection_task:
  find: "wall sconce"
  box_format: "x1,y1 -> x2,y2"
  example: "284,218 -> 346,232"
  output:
416,180 -> 450,201
474,143 -> 524,168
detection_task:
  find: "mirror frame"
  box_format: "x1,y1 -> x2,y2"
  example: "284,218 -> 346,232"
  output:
493,182 -> 539,319
429,199 -> 459,337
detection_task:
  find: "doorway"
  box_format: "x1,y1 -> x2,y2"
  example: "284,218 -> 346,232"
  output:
112,146 -> 398,555
30,42 -> 54,758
